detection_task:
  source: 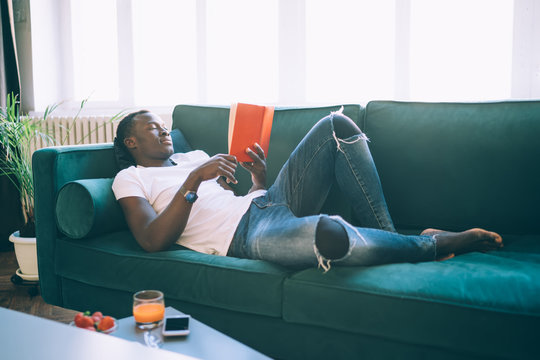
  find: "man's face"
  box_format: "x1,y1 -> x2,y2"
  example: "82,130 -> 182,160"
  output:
125,113 -> 174,163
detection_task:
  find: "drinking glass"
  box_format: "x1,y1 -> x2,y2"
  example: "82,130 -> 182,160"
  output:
133,290 -> 165,330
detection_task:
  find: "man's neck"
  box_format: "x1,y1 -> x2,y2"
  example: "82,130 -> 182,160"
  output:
137,157 -> 175,168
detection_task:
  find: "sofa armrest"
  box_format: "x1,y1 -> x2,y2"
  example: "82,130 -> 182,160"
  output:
33,144 -> 120,306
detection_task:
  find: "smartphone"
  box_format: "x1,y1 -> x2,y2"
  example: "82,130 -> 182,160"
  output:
162,315 -> 190,336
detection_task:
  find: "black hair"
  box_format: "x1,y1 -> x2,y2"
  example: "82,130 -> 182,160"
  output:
113,110 -> 150,170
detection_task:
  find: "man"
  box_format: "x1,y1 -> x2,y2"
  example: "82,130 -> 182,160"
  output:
112,110 -> 503,271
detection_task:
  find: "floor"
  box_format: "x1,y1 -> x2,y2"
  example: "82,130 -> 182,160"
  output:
0,249 -> 78,323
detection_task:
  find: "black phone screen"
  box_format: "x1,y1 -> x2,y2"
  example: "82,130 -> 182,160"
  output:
164,317 -> 189,331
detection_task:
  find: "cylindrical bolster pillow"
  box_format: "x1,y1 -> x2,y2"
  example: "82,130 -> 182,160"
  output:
55,178 -> 127,239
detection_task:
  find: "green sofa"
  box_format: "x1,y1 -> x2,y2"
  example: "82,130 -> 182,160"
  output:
34,101 -> 540,359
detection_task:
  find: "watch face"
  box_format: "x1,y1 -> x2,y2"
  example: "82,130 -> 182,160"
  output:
185,192 -> 198,203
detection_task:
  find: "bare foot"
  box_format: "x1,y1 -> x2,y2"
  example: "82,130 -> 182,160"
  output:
421,228 -> 503,259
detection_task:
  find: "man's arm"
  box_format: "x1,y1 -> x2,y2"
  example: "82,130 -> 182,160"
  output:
119,154 -> 238,252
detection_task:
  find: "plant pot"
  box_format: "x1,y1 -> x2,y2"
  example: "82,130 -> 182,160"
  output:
9,231 -> 39,279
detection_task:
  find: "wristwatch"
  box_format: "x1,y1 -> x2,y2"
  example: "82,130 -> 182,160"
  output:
180,185 -> 198,203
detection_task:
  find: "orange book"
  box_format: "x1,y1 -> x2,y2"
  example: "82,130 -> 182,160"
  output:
228,102 -> 275,162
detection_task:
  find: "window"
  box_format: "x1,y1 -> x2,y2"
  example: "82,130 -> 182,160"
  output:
409,0 -> 514,101
305,0 -> 396,103
71,0 -> 119,102
206,0 -> 278,104
131,0 -> 198,106
23,0 -> 539,112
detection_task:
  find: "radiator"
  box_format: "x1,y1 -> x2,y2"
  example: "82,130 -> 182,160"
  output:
29,113 -> 172,154
30,116 -> 119,154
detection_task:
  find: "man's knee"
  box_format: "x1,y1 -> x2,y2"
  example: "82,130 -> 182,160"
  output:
332,113 -> 362,139
315,216 -> 349,260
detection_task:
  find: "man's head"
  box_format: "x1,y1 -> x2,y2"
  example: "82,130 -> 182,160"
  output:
114,110 -> 174,168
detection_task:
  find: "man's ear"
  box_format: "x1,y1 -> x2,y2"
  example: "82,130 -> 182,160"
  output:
124,136 -> 136,149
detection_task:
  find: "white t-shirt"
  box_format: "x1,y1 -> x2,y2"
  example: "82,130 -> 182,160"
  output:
112,151 -> 266,256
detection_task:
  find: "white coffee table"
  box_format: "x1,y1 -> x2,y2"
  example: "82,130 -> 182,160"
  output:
113,307 -> 270,360
0,307 -> 196,360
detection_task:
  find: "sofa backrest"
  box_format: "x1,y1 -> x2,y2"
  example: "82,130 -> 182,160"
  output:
363,100 -> 540,235
172,104 -> 364,220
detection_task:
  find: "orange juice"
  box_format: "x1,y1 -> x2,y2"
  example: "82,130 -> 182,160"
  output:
133,303 -> 165,323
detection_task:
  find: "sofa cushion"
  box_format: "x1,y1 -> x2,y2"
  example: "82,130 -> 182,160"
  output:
364,100 -> 540,234
170,128 -> 193,154
55,178 -> 126,239
282,235 -> 540,359
55,231 -> 291,317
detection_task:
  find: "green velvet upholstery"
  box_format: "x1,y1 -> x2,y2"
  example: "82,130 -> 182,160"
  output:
56,178 -> 126,239
363,100 -> 540,234
55,233 -> 289,317
34,102 -> 540,360
33,144 -> 119,306
283,234 -> 540,360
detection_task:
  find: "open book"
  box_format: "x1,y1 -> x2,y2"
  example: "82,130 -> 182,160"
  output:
228,102 -> 275,162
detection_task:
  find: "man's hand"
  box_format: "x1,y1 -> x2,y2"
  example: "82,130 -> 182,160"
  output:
216,176 -> 235,192
191,154 -> 238,185
240,143 -> 267,192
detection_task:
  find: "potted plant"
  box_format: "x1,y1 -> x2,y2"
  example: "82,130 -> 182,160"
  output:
0,94 -> 124,281
0,95 -> 51,281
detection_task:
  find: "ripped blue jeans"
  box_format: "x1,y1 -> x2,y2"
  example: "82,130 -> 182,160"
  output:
228,110 -> 437,270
